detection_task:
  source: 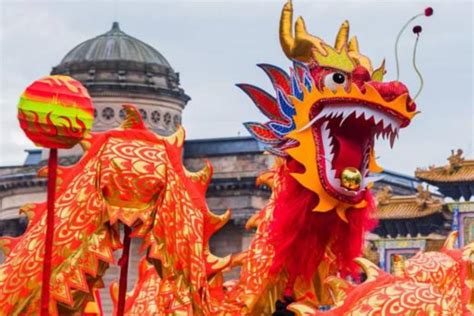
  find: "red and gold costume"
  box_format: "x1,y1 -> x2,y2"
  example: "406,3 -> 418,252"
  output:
1,1 -> 469,315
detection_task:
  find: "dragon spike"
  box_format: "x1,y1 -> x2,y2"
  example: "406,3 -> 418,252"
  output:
119,104 -> 146,130
371,59 -> 386,82
204,250 -> 232,276
244,122 -> 282,145
257,64 -> 291,95
325,276 -> 352,306
162,126 -> 185,148
19,203 -> 44,224
184,160 -> 213,195
442,231 -> 459,250
354,257 -> 383,282
237,84 -> 284,121
206,208 -> 232,234
335,20 -> 349,52
348,36 -> 359,53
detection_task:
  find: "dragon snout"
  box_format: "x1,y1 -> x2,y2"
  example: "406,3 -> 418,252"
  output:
351,65 -> 417,115
367,81 -> 417,113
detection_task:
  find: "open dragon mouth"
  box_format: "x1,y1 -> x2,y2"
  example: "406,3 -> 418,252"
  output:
310,102 -> 402,203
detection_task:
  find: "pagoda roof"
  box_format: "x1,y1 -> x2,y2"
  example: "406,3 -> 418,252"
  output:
375,185 -> 444,220
415,149 -> 474,200
372,186 -> 447,238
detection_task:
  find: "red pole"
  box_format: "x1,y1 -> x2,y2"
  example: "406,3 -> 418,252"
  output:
117,225 -> 132,316
40,148 -> 58,315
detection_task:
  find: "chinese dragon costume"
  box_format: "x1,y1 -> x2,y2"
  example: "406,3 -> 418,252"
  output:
1,1 -> 471,315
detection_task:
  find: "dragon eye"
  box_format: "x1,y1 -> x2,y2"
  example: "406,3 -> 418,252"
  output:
323,72 -> 348,91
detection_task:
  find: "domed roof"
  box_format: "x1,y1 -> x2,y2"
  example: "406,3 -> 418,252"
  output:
60,22 -> 172,68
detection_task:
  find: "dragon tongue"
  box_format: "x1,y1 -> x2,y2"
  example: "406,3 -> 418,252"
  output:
329,118 -> 371,178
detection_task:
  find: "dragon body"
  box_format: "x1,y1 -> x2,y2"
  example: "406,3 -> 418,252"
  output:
1,1 -> 469,315
0,107 -> 241,315
288,232 -> 474,315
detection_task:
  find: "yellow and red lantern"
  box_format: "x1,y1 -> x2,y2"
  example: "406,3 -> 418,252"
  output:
17,75 -> 94,149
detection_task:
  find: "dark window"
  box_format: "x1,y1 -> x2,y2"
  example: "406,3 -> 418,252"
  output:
102,107 -> 114,120
139,109 -> 148,121
151,111 -> 161,124
164,113 -> 171,126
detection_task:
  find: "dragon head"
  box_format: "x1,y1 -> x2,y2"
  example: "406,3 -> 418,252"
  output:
241,1 -> 418,221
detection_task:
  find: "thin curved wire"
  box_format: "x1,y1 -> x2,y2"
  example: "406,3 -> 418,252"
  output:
395,13 -> 423,81
412,35 -> 424,100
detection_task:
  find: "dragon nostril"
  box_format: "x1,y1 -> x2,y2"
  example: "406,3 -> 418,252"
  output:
407,98 -> 417,112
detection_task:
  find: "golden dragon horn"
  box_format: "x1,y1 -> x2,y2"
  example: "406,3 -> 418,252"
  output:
279,0 -> 323,62
335,20 -> 349,52
347,34 -> 374,73
279,0 -> 295,59
348,36 -> 359,53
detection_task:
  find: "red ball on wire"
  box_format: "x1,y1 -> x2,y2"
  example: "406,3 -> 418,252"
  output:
425,7 -> 434,17
413,25 -> 422,35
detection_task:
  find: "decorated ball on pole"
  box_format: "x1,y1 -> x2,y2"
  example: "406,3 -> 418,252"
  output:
17,74 -> 93,315
17,75 -> 94,148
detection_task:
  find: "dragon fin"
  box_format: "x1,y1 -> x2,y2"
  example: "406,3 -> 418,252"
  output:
325,276 -> 353,306
184,160 -> 213,195
354,257 -> 384,282
119,104 -> 146,130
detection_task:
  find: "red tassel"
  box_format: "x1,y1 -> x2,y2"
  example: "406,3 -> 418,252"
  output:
40,148 -> 58,315
117,225 -> 132,316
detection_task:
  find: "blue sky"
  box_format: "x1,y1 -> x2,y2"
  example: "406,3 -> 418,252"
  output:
0,0 -> 472,176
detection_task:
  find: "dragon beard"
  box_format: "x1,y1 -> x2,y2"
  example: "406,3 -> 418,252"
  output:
269,158 -> 377,282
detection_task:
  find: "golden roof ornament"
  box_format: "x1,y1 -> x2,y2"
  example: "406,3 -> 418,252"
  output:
415,184 -> 440,209
375,186 -> 393,205
445,149 -> 464,173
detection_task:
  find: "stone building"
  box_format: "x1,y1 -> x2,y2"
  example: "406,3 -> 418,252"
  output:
0,22 -> 441,313
53,22 -> 189,135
